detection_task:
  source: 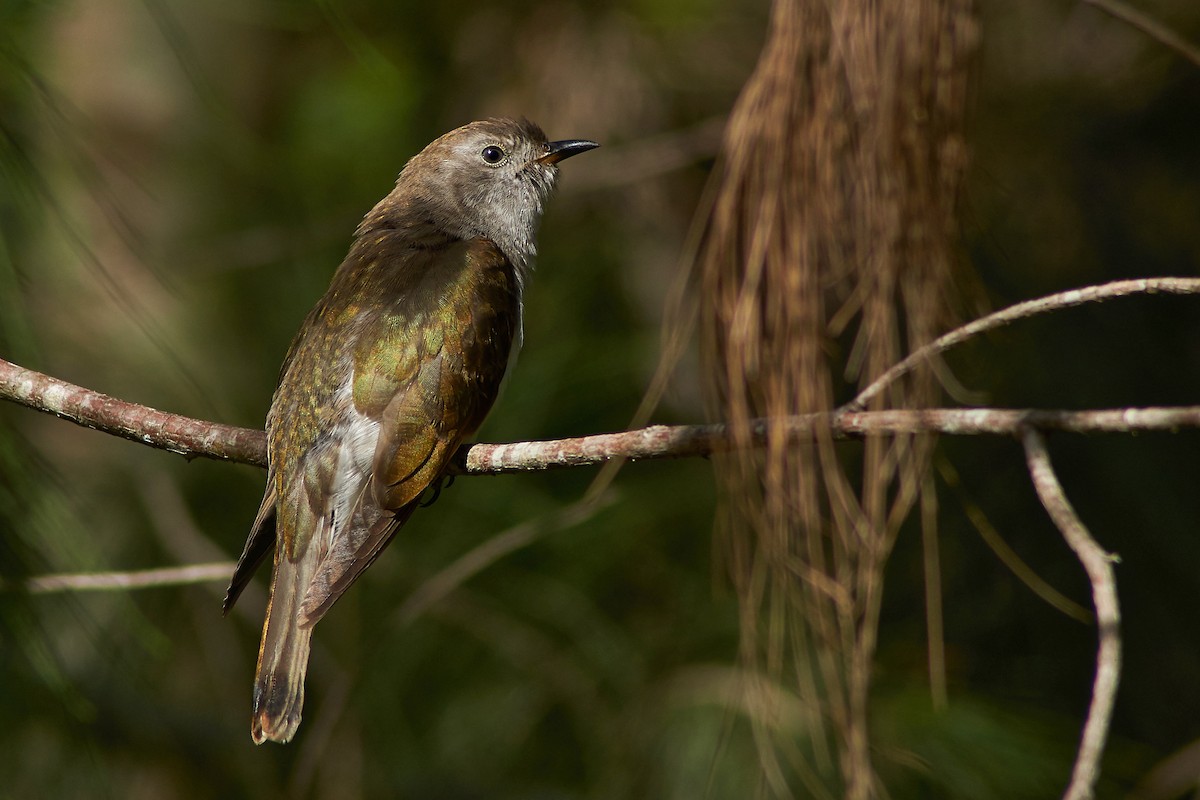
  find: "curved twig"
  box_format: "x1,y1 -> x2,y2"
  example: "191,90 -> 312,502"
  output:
848,277 -> 1200,411
1082,0 -> 1200,68
1022,428 -> 1122,800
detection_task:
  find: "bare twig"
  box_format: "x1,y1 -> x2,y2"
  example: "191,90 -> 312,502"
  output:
4,280 -> 1200,472
4,356 -> 1200,471
849,277 -> 1200,411
570,116 -> 726,190
15,562 -> 236,594
0,357 -> 267,465
938,458 -> 1092,623
1022,428 -> 1122,800
1131,738 -> 1200,799
393,493 -> 615,626
1082,0 -> 1200,68
462,407 -> 1200,472
920,473 -> 948,710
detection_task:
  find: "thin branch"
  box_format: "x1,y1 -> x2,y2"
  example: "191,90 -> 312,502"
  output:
4,356 -> 1200,472
393,493 -> 615,626
1082,0 -> 1200,68
920,473 -> 948,710
459,407 -> 1200,472
0,357 -> 267,466
570,116 -> 726,190
4,279 -> 1199,472
849,277 -> 1200,411
13,562 -> 237,594
1022,428 -> 1121,800
939,458 -> 1092,624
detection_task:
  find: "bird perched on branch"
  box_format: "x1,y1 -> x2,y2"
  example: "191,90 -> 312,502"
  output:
223,118 -> 597,745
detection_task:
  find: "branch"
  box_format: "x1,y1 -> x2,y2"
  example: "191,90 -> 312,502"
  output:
1022,428 -> 1122,800
849,277 -> 1200,410
393,492 -> 615,626
460,407 -> 1200,472
4,358 -> 1200,473
1082,0 -> 1200,68
3,279 -> 1200,473
0,357 -> 267,466
13,562 -> 237,594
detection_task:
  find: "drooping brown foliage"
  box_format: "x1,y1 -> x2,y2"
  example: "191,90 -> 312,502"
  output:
696,0 -> 978,795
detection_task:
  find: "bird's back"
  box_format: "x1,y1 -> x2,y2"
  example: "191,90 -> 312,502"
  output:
269,230 -> 521,616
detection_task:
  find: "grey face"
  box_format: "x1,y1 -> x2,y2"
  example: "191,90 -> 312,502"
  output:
442,120 -> 560,269
394,118 -> 598,274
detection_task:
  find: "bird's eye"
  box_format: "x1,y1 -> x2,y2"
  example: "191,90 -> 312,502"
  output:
481,145 -> 506,165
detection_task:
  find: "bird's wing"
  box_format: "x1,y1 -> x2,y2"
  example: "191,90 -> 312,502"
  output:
297,354 -> 460,625
224,284 -> 353,616
295,239 -> 519,625
223,480 -> 277,614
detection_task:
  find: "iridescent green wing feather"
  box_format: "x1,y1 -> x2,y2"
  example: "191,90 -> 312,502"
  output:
297,238 -> 520,624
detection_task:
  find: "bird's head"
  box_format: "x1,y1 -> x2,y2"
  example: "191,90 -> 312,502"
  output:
382,118 -> 598,273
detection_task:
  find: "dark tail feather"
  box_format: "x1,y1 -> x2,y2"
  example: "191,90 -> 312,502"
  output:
299,502 -> 416,626
224,483 -> 277,615
251,544 -> 316,744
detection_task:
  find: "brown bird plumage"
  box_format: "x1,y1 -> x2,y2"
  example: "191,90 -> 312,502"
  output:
223,118 -> 597,744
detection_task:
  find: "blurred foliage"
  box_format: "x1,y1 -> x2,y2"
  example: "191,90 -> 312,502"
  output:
0,0 -> 1198,797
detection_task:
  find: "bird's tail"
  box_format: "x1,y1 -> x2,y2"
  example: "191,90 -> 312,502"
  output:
251,548 -> 316,745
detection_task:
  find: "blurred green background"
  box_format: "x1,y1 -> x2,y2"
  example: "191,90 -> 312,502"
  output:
1,0 -> 1198,797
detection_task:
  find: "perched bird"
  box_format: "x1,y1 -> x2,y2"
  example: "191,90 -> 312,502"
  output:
223,118 -> 597,745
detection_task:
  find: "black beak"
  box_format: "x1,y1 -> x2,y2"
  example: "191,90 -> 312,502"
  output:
538,139 -> 600,165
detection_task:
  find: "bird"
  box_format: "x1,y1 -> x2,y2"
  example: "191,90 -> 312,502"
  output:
222,118 -> 597,745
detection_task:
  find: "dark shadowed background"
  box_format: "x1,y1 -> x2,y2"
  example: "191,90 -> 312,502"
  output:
1,1 -> 1198,797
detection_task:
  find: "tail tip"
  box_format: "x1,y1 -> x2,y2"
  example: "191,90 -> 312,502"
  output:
251,712 -> 300,745
251,672 -> 304,745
